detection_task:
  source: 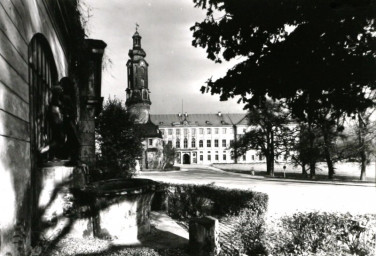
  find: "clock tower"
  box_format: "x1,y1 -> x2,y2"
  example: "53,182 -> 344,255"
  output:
126,30 -> 151,124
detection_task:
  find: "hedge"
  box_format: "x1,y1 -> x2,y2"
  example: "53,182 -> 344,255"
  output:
153,183 -> 268,220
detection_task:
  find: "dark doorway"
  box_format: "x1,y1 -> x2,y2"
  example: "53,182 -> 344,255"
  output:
183,153 -> 190,164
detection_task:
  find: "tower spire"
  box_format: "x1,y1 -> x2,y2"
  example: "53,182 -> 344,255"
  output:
126,30 -> 150,124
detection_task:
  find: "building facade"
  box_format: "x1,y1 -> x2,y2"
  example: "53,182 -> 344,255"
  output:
0,1 -> 106,255
125,30 -> 163,169
151,112 -> 263,165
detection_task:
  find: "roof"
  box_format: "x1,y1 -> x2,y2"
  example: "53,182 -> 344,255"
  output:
133,121 -> 162,138
150,113 -> 248,127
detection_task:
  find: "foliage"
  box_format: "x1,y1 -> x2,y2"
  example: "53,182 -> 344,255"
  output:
265,212 -> 376,256
159,183 -> 268,220
192,0 -> 376,114
191,0 -> 376,178
222,208 -> 268,256
234,98 -> 294,176
48,237 -> 188,255
337,92 -> 376,180
95,98 -> 143,178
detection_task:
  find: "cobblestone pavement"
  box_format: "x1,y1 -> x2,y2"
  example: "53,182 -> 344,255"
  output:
138,165 -> 376,217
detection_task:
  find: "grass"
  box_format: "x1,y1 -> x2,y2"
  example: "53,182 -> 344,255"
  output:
213,162 -> 376,183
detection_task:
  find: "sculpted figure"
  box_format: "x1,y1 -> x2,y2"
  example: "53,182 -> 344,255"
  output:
39,85 -> 66,161
39,78 -> 80,164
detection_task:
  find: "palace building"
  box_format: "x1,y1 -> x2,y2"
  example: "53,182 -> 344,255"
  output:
150,112 -> 262,165
125,31 -> 271,167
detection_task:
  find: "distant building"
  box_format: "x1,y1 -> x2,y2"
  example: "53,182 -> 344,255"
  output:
150,112 -> 262,164
125,30 -> 163,169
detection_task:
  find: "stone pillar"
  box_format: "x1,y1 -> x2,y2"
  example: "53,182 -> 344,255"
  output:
79,39 -> 107,168
189,216 -> 220,256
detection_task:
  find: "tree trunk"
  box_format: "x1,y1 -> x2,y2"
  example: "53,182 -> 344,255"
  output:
308,121 -> 316,179
360,150 -> 367,181
266,131 -> 271,175
270,130 -> 275,177
322,128 -> 335,179
266,155 -> 271,175
358,113 -> 367,181
302,162 -> 308,177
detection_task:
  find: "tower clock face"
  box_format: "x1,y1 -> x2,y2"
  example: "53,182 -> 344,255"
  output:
130,107 -> 149,124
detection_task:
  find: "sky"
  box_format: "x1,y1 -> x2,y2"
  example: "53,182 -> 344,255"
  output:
84,0 -> 245,114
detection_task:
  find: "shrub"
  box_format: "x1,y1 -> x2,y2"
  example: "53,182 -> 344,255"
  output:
158,183 -> 268,220
95,98 -> 143,178
266,212 -> 376,256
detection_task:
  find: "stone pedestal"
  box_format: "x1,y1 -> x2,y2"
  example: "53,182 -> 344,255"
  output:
94,193 -> 154,244
37,166 -> 91,241
189,216 -> 220,256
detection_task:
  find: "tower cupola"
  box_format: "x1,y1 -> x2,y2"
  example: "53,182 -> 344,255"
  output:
126,27 -> 151,124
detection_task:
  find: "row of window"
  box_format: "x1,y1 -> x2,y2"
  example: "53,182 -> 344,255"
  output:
161,127 -> 243,136
169,139 -> 234,149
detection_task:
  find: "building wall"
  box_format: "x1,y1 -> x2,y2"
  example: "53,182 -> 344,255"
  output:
0,0 -> 68,255
159,125 -> 264,165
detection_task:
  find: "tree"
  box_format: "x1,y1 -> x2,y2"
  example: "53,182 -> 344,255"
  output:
96,98 -> 143,178
234,98 -> 294,176
161,142 -> 176,169
337,92 -> 376,180
191,0 -> 376,178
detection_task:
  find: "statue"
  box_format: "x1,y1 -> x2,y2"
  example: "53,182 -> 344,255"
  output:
39,78 -> 80,165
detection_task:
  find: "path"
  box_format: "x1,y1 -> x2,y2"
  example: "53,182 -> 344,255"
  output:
138,165 -> 376,217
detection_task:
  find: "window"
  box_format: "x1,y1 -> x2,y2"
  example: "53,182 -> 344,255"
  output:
168,140 -> 172,146
252,155 -> 255,161
168,129 -> 172,135
207,140 -> 211,147
148,139 -> 153,146
222,139 -> 226,147
208,154 -> 211,161
215,128 -> 219,134
200,155 -> 203,161
259,155 -> 263,161
176,153 -> 181,164
222,128 -> 227,134
191,138 -> 196,148
176,129 -> 181,135
184,138 -> 188,148
243,155 -> 246,161
192,129 -> 196,136
199,128 -> 204,134
215,155 -> 219,160
161,129 -> 165,135
207,128 -> 211,134
230,140 -> 234,146
214,139 -> 219,147
142,89 -> 148,99
223,154 -> 227,160
231,151 -> 234,160
184,129 -> 188,136
29,34 -> 58,160
199,140 -> 203,148
176,140 -> 180,148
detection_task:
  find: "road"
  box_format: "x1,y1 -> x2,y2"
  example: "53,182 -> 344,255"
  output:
138,165 -> 376,217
